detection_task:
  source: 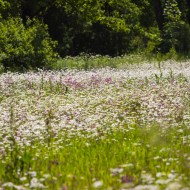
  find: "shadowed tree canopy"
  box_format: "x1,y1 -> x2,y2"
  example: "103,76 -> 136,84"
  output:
0,0 -> 190,69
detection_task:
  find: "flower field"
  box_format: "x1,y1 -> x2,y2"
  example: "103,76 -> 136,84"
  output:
0,62 -> 190,190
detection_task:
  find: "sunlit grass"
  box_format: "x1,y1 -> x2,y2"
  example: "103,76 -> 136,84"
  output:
52,53 -> 188,70
1,124 -> 190,189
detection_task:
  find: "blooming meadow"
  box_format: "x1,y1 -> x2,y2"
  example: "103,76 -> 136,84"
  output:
0,61 -> 190,190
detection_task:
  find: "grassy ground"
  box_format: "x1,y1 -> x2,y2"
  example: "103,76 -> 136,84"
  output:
52,51 -> 188,71
0,61 -> 190,189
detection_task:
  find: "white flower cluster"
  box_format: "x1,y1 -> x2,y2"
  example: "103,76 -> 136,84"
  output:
0,62 -> 190,153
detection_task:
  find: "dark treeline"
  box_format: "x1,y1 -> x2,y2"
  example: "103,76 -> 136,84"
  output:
0,0 -> 190,70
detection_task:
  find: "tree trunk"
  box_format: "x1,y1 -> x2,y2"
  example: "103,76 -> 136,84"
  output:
186,0 -> 190,24
152,0 -> 164,31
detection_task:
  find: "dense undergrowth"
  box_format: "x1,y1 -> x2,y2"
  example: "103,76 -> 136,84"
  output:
30,51 -> 190,71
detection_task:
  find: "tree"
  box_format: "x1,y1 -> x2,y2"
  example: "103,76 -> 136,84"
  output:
152,0 -> 164,31
162,0 -> 184,52
43,0 -> 150,56
1,0 -> 190,67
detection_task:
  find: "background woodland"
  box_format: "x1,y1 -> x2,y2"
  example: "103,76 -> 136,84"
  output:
1,0 -> 190,70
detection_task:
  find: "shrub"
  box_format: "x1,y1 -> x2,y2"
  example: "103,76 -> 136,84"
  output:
0,17 -> 58,71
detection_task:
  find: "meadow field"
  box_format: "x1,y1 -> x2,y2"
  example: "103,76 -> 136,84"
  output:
0,61 -> 190,190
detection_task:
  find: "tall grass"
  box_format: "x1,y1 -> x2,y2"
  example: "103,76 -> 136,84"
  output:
52,52 -> 189,70
1,125 -> 190,190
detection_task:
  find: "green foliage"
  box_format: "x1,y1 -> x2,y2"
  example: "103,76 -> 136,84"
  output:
55,0 -> 137,32
0,0 -> 21,19
160,0 -> 190,55
162,0 -> 184,52
0,0 -> 190,69
144,27 -> 162,53
38,0 -> 190,57
44,0 -> 151,56
0,0 -> 9,11
0,0 -> 9,19
0,17 -> 58,71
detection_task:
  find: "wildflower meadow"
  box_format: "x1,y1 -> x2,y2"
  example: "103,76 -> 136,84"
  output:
0,61 -> 190,190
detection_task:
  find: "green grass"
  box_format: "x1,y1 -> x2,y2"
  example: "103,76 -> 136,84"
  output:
52,52 -> 189,70
1,124 -> 190,189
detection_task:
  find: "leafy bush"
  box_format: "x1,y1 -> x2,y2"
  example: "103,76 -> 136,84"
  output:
0,17 -> 58,71
0,0 -> 9,17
